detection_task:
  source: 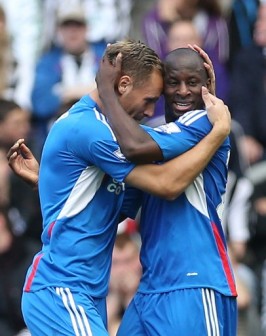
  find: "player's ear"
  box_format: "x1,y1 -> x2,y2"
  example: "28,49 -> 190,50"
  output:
117,75 -> 132,95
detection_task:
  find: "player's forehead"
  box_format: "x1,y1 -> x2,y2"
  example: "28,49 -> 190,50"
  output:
168,53 -> 202,70
165,52 -> 206,80
135,69 -> 163,94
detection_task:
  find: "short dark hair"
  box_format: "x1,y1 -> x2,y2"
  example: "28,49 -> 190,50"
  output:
165,48 -> 208,80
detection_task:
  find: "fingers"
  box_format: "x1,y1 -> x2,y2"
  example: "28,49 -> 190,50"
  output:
19,143 -> 34,159
204,62 -> 215,79
188,44 -> 212,69
101,53 -> 109,64
8,151 -> 18,161
114,52 -> 122,67
188,44 -> 216,94
192,45 -> 211,63
6,139 -> 24,160
102,49 -> 122,68
201,86 -> 214,109
188,44 -> 196,52
202,87 -> 229,114
189,44 -> 215,76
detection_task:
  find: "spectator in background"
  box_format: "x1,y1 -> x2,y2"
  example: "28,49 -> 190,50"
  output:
41,0 -> 132,52
31,7 -> 105,157
0,146 -> 10,209
229,1 -> 266,165
141,0 -> 230,102
167,18 -> 202,53
229,4 -> 266,329
222,120 -> 261,336
0,99 -> 42,242
0,205 -> 40,336
227,0 -> 260,69
245,161 -> 266,333
223,120 -> 252,261
0,5 -> 12,99
0,0 -> 42,110
0,145 -> 39,336
107,230 -> 141,336
0,99 -> 30,152
145,18 -> 203,124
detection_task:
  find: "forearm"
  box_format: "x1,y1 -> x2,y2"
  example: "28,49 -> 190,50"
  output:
101,90 -> 163,163
125,124 -> 227,199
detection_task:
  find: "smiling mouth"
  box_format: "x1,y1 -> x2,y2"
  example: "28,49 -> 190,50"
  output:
173,102 -> 192,112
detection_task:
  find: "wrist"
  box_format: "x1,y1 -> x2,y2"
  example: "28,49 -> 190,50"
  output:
212,121 -> 230,138
28,174 -> 39,190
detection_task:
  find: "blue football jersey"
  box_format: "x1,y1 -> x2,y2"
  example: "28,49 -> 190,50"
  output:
138,110 -> 237,297
24,95 -> 137,298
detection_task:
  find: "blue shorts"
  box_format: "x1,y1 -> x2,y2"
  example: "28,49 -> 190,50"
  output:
117,288 -> 237,336
22,287 -> 109,335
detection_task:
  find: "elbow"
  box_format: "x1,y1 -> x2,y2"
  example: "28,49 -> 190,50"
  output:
120,145 -> 150,164
120,137 -> 160,163
122,147 -> 140,162
163,192 -> 180,201
157,184 -> 183,201
156,175 -> 191,200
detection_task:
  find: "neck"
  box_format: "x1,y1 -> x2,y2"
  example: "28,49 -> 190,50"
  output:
89,89 -> 106,115
68,44 -> 87,57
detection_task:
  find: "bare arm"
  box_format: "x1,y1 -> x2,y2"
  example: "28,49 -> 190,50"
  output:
96,46 -> 216,163
125,89 -> 231,200
96,52 -> 161,163
6,88 -> 230,199
7,85 -> 229,201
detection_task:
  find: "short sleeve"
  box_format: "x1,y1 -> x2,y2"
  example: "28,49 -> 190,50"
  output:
89,139 -> 136,183
142,110 -> 212,161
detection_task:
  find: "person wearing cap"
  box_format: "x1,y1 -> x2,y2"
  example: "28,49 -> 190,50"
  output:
30,8 -> 105,158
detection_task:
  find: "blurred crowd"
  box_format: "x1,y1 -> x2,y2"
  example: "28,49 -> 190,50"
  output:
0,0 -> 266,335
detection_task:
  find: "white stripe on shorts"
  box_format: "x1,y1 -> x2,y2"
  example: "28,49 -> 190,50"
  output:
56,287 -> 93,336
201,288 -> 220,336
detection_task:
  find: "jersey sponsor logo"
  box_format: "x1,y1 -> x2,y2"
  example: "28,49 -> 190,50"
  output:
107,179 -> 125,195
113,148 -> 126,161
186,272 -> 198,276
154,122 -> 181,134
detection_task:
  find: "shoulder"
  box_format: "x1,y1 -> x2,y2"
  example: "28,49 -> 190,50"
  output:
37,46 -> 63,64
72,101 -> 116,139
143,7 -> 159,24
177,109 -> 208,126
176,109 -> 212,136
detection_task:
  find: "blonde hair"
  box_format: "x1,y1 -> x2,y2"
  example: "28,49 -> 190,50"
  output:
105,39 -> 164,87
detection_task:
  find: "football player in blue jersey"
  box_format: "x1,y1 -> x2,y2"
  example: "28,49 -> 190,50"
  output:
7,42 -> 232,336
94,46 -> 237,336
